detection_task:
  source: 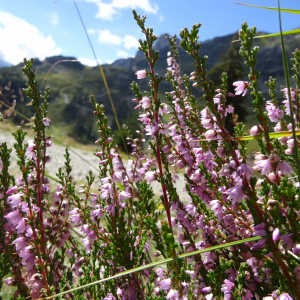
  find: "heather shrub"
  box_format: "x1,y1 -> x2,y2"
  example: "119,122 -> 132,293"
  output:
1,11 -> 300,300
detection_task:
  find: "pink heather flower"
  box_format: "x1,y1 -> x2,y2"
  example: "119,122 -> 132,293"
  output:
281,233 -> 293,248
233,81 -> 248,96
28,274 -> 44,299
250,125 -> 259,136
158,103 -> 168,115
242,290 -> 253,300
202,287 -> 212,293
225,105 -> 234,116
155,268 -> 165,279
253,223 -> 266,236
118,191 -> 131,202
25,141 -> 36,159
276,161 -> 294,176
267,172 -> 276,182
282,88 -> 295,101
135,70 -> 147,79
252,238 -> 267,249
12,237 -> 27,251
167,57 -> 173,66
221,279 -> 235,294
254,159 -> 272,175
5,210 -> 23,226
4,277 -> 15,286
202,119 -> 213,129
287,138 -> 294,149
66,249 -> 73,257
43,118 -> 50,126
159,278 -> 172,291
19,246 -> 36,268
166,289 -> 179,300
68,208 -> 82,226
236,164 -> 254,180
278,293 -> 293,300
6,186 -> 18,195
145,122 -> 159,136
82,237 -> 91,252
7,193 -> 24,208
216,146 -> 226,157
144,171 -> 155,183
272,228 -> 280,242
268,153 -> 280,163
140,96 -> 151,109
16,218 -> 27,234
105,204 -> 115,216
265,101 -> 284,122
227,186 -> 245,204
204,130 -> 216,140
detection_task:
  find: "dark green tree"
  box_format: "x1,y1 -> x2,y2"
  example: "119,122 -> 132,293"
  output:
208,32 -> 248,135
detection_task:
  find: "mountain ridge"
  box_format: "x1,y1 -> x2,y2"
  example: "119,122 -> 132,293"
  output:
1,30 -> 299,144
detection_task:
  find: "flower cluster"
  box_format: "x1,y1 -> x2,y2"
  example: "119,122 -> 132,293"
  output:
1,14 -> 300,300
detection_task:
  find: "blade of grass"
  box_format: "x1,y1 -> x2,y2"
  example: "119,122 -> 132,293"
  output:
72,0 -> 129,158
192,130 -> 300,142
232,2 -> 300,14
37,235 -> 270,300
41,60 -> 79,84
278,0 -> 300,184
232,29 -> 300,42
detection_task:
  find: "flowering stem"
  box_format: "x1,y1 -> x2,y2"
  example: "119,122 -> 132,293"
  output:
144,30 -> 173,232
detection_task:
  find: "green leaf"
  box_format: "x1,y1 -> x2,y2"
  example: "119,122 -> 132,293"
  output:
45,172 -> 60,183
193,130 -> 300,142
232,2 -> 300,14
232,29 -> 300,42
277,0 -> 300,183
37,235 -> 269,300
116,181 -> 124,191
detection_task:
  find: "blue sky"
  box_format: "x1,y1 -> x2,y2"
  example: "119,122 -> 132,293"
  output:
0,0 -> 300,66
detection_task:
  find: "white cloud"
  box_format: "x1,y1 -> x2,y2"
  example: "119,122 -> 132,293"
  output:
0,11 -> 61,65
50,12 -> 59,25
86,0 -> 158,21
97,30 -> 139,52
98,29 -> 122,45
106,59 -> 113,64
158,15 -> 165,22
124,35 -> 139,50
116,50 -> 132,58
87,29 -> 96,34
78,57 -> 102,66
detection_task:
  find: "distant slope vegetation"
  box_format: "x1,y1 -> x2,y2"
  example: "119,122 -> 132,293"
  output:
0,31 -> 299,144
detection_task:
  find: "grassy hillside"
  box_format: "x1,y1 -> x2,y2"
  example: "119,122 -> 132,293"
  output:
1,31 -> 299,147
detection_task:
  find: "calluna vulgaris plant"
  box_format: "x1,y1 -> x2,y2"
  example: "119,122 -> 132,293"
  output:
1,11 -> 300,300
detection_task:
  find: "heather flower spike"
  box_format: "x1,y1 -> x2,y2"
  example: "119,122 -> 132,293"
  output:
1,12 -> 300,300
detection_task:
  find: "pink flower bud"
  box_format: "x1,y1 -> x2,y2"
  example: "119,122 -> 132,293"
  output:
250,125 -> 259,136
272,228 -> 280,242
135,70 -> 147,79
267,172 -> 276,182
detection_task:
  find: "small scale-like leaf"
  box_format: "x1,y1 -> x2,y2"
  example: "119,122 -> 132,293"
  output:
37,235 -> 269,300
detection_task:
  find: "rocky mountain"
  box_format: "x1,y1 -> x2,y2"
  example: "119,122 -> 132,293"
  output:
1,31 -> 299,144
